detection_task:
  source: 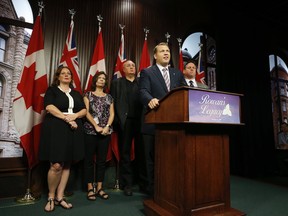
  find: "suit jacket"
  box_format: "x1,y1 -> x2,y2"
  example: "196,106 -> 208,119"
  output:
185,80 -> 209,89
110,77 -> 142,131
139,65 -> 186,134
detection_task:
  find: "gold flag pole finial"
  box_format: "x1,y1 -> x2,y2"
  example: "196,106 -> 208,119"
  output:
176,38 -> 182,48
38,1 -> 45,15
144,27 -> 149,40
97,14 -> 103,28
119,24 -> 125,34
165,32 -> 171,43
69,9 -> 76,20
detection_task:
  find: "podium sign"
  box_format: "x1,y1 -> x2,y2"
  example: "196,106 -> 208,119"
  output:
189,89 -> 241,124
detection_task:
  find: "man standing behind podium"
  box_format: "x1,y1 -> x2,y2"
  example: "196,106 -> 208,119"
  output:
183,60 -> 209,89
138,42 -> 186,195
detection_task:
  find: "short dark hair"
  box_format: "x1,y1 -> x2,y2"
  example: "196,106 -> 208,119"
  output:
183,59 -> 197,69
91,71 -> 108,91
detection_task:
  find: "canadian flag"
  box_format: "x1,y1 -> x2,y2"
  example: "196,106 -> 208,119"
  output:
84,26 -> 106,92
12,15 -> 48,169
138,37 -> 150,74
108,32 -> 127,162
59,18 -> 82,94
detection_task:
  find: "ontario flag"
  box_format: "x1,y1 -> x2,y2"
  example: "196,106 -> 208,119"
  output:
59,18 -> 82,94
84,26 -> 106,92
196,49 -> 206,84
178,47 -> 184,72
138,37 -> 150,74
108,31 -> 126,162
12,14 -> 48,169
113,32 -> 126,79
108,30 -> 136,162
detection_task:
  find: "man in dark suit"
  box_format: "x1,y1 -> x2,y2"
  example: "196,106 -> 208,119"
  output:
138,42 -> 186,195
110,60 -> 142,196
183,60 -> 209,89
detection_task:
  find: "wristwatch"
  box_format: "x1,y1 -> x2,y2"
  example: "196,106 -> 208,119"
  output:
106,124 -> 110,128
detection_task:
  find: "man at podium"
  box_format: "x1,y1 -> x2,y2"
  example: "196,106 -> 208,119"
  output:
138,42 -> 186,195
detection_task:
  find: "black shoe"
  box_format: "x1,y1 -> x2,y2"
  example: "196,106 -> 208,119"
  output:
146,185 -> 154,197
124,186 -> 133,196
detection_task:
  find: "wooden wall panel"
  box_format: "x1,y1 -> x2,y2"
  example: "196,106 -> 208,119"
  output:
29,0 -> 182,89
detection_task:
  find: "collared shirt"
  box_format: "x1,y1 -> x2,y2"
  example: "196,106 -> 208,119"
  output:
185,79 -> 198,87
157,64 -> 170,86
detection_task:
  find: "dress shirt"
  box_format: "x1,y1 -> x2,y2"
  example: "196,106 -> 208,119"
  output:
185,79 -> 198,87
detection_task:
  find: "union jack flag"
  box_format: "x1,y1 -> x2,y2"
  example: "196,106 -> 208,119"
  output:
60,19 -> 82,93
196,49 -> 206,84
113,32 -> 126,79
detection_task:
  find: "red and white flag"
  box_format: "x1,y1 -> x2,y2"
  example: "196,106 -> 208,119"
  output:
59,19 -> 82,94
196,49 -> 206,84
109,30 -> 135,161
12,14 -> 48,169
178,47 -> 184,72
113,32 -> 126,79
138,37 -> 150,74
109,32 -> 126,161
84,27 -> 106,92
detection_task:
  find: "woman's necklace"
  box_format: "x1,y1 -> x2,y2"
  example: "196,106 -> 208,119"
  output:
93,91 -> 105,97
58,85 -> 71,93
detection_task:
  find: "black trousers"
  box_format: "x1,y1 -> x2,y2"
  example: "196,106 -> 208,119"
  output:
118,118 -> 140,187
84,133 -> 110,184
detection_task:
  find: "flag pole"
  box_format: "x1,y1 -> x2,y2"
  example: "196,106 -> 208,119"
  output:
112,24 -> 125,191
15,167 -> 40,203
113,160 -> 121,191
177,37 -> 184,71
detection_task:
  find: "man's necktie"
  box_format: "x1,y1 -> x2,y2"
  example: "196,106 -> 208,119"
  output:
189,80 -> 194,87
162,68 -> 170,91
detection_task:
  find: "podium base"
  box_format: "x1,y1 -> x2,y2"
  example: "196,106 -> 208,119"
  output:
144,199 -> 246,216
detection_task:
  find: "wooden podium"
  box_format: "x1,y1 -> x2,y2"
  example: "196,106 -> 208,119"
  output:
143,87 -> 245,216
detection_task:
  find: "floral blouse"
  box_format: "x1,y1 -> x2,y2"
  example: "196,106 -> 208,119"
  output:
83,91 -> 113,135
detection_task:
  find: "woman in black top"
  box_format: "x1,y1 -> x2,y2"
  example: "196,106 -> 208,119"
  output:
39,66 -> 86,212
